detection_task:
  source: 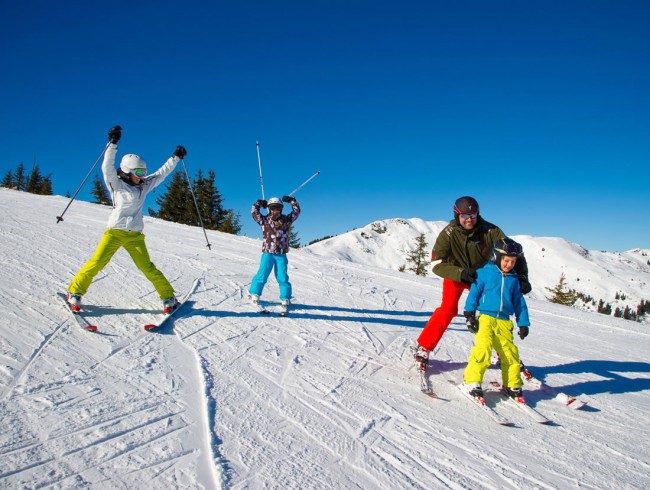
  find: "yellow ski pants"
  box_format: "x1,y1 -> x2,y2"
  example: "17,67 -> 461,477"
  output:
463,314 -> 522,389
68,229 -> 174,299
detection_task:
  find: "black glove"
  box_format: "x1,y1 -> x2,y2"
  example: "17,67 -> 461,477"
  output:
173,145 -> 187,159
108,125 -> 122,144
518,326 -> 529,340
256,199 -> 268,209
464,311 -> 478,334
282,195 -> 296,203
460,268 -> 478,285
519,277 -> 532,295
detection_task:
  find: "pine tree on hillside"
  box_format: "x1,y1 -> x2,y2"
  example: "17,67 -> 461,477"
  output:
219,209 -> 242,235
25,164 -> 45,194
1,169 -> 14,188
404,232 -> 429,276
40,175 -> 53,195
91,174 -> 111,205
14,163 -> 27,191
152,168 -> 242,235
546,273 -> 578,306
194,169 -> 226,229
151,170 -> 195,225
289,225 -> 301,248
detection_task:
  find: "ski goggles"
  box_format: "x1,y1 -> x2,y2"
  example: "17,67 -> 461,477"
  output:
132,168 -> 147,177
460,213 -> 478,220
268,204 -> 283,211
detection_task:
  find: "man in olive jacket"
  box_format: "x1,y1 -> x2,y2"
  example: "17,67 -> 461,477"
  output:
414,196 -> 531,369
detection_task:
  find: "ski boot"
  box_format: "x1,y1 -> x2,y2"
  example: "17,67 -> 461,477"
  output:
162,296 -> 180,314
414,345 -> 430,372
504,386 -> 524,402
66,292 -> 82,313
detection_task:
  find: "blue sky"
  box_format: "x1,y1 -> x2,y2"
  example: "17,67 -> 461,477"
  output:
2,1 -> 648,251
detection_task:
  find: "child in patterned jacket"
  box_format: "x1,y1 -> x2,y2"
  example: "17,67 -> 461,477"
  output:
248,195 -> 300,307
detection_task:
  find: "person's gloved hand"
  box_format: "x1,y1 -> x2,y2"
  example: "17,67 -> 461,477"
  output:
519,277 -> 532,295
460,268 -> 477,285
108,125 -> 122,144
173,145 -> 187,159
256,199 -> 268,209
282,195 -> 296,203
464,311 -> 478,334
518,326 -> 529,339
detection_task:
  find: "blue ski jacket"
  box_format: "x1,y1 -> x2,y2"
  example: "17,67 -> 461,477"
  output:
465,261 -> 530,327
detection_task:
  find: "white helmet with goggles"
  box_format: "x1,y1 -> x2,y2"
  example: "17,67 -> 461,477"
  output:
120,154 -> 147,177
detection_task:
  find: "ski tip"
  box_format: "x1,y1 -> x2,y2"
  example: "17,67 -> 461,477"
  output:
143,324 -> 158,331
85,325 -> 98,332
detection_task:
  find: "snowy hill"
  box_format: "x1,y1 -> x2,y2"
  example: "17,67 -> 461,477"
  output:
307,218 -> 650,318
1,188 -> 649,489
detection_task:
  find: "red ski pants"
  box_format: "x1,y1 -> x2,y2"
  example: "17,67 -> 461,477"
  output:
417,279 -> 469,351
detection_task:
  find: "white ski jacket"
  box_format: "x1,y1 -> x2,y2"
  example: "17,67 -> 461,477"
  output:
102,143 -> 179,232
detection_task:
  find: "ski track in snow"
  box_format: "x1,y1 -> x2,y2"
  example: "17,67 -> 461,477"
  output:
1,189 -> 649,489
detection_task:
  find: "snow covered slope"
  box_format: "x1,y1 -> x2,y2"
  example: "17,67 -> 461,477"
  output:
307,218 -> 650,315
1,188 -> 649,489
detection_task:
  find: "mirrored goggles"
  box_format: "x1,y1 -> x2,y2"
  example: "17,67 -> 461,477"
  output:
460,213 -> 478,220
132,168 -> 147,177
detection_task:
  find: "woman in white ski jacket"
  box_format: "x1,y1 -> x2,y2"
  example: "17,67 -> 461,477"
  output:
66,126 -> 186,314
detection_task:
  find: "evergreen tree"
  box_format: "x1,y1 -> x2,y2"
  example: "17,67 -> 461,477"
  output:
153,170 -> 195,225
91,174 -> 111,205
194,169 -> 226,229
219,209 -> 242,235
25,164 -> 45,193
289,225 -> 301,248
40,175 -> 53,195
545,273 -> 577,306
1,169 -> 14,188
14,163 -> 27,191
404,232 -> 429,276
152,168 -> 242,235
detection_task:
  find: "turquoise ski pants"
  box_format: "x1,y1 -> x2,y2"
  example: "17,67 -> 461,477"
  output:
68,229 -> 174,299
249,253 -> 292,300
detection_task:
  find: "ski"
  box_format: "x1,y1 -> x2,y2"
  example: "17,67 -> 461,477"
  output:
493,358 -> 586,410
450,381 -> 514,426
57,293 -> 98,332
418,370 -> 438,398
411,346 -> 438,397
144,278 -> 200,331
520,365 -> 586,410
488,382 -> 552,424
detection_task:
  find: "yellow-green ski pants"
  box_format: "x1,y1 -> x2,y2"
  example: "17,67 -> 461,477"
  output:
463,314 -> 522,389
68,229 -> 174,299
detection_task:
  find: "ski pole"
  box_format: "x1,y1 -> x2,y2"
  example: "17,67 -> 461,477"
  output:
256,140 -> 265,200
289,170 -> 321,196
56,142 -> 111,223
180,159 -> 212,250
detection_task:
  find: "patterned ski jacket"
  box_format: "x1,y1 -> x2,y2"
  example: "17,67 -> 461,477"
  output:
465,261 -> 530,326
102,143 -> 179,232
431,216 -> 529,283
252,200 -> 301,254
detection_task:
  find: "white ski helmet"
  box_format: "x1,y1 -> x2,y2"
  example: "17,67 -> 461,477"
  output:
120,154 -> 147,176
267,197 -> 283,211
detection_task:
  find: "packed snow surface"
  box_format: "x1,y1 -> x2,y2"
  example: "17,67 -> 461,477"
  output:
1,188 -> 649,489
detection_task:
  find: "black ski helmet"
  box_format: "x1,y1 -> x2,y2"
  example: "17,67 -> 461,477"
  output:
454,196 -> 479,219
493,237 -> 523,265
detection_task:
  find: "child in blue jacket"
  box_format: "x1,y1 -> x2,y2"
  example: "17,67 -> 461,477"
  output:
462,238 -> 530,400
